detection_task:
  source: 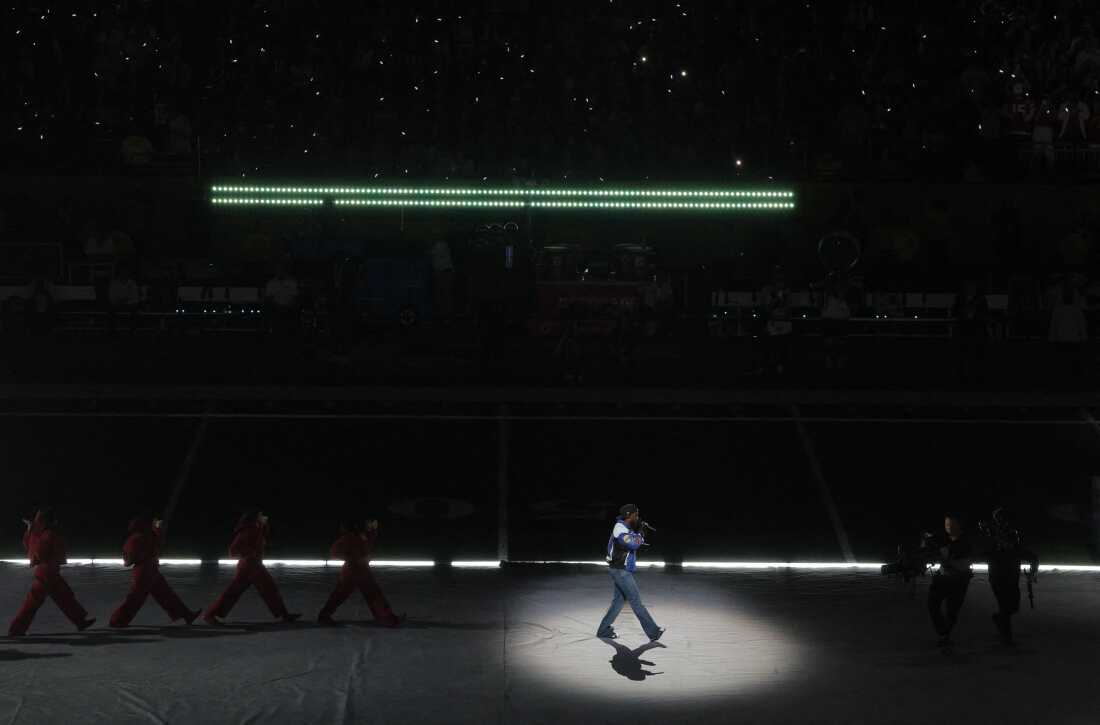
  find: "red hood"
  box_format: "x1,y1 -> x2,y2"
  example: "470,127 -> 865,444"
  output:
29,511 -> 51,535
128,515 -> 154,535
234,519 -> 264,536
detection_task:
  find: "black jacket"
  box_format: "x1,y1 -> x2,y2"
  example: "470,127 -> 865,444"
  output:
930,534 -> 973,580
987,544 -> 1039,580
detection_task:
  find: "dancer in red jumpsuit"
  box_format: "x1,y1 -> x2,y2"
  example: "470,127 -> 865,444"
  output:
204,511 -> 300,625
8,509 -> 96,636
109,514 -> 201,628
317,519 -> 402,626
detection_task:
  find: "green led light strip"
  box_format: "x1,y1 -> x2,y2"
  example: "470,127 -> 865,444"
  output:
530,201 -> 794,209
211,184 -> 794,199
209,184 -> 797,213
211,198 -> 325,206
333,199 -> 525,208
212,196 -> 794,210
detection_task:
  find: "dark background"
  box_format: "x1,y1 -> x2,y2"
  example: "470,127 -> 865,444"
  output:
2,411 -> 1095,563
3,0 -> 1100,568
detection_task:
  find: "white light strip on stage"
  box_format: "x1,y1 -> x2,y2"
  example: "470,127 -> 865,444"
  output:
214,559 -> 437,567
1037,564 -> 1100,572
682,561 -> 883,570
370,560 -> 437,567
1,559 -> 1098,572
511,560 -> 666,568
217,559 -> 331,567
0,559 -> 471,568
684,562 -> 1100,573
1,558 -> 202,566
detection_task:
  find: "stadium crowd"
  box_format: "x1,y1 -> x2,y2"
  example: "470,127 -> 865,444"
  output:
3,0 -> 1100,180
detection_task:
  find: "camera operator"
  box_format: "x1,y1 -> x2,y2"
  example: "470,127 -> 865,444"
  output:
981,508 -> 1038,645
926,512 -> 974,646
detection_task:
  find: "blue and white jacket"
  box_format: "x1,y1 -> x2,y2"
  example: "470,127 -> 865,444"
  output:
606,518 -> 645,571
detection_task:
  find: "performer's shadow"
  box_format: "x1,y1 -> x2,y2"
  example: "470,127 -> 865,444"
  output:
599,638 -> 666,681
0,650 -> 72,661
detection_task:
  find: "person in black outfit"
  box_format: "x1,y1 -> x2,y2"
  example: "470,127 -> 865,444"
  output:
926,512 -> 973,645
982,508 -> 1039,645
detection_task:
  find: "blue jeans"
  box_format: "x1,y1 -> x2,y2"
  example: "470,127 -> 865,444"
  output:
596,568 -> 660,639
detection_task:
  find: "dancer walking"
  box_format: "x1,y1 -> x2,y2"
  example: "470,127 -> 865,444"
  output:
317,519 -> 402,626
204,511 -> 300,625
8,508 -> 96,636
109,513 -> 201,627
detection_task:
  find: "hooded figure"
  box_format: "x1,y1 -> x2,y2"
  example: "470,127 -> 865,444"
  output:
203,511 -> 300,624
109,513 -> 200,628
8,509 -> 96,636
317,519 -> 401,626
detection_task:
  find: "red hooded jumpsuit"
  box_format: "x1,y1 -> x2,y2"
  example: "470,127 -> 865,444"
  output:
8,512 -> 91,636
205,518 -> 291,620
109,517 -> 196,627
317,529 -> 398,624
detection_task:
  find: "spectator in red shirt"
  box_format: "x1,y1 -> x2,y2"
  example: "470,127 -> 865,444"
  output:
1003,83 -> 1034,142
1030,98 -> 1058,171
1088,98 -> 1100,146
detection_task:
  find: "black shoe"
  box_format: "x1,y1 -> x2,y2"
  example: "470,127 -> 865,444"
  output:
202,612 -> 223,627
649,628 -> 665,642
317,615 -> 338,626
385,613 -> 406,628
77,617 -> 96,632
281,613 -> 302,623
597,631 -> 617,639
184,609 -> 202,626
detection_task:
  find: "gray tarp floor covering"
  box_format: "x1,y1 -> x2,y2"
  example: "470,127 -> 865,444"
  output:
0,564 -> 1097,724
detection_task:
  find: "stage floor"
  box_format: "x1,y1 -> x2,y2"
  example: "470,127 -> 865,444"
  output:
0,564 -> 1097,724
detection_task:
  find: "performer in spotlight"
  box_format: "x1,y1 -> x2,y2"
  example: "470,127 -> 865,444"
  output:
982,508 -> 1039,645
596,504 -> 664,642
203,510 -> 301,625
927,511 -> 973,646
8,508 -> 96,636
109,513 -> 201,628
317,518 -> 403,626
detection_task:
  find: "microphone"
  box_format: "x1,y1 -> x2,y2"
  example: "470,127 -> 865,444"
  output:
640,521 -> 657,533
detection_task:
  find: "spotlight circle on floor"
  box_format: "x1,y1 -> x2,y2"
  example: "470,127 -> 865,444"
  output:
508,584 -> 806,703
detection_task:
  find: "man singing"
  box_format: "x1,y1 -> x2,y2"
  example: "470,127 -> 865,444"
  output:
596,504 -> 664,641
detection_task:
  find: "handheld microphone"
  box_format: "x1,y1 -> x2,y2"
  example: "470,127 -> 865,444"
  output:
641,521 -> 657,533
